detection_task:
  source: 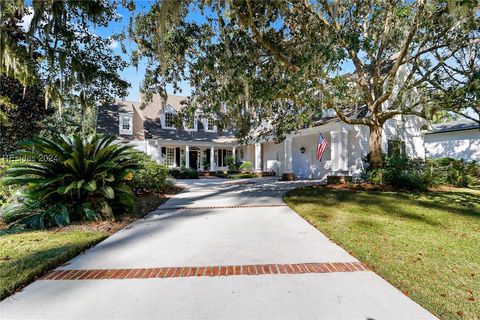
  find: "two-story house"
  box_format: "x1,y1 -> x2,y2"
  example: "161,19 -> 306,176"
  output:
97,93 -> 427,180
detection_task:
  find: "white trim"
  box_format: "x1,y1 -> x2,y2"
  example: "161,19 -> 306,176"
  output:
161,105 -> 177,129
183,114 -> 198,132
203,117 -> 217,132
165,147 -> 176,167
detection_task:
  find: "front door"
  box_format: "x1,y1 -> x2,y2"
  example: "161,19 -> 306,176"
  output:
189,151 -> 198,170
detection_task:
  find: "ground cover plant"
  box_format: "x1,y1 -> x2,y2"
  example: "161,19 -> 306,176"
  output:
285,186 -> 480,320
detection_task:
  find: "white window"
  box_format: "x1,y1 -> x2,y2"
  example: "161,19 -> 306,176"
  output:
205,117 -> 215,131
165,112 -> 176,129
239,148 -> 245,160
184,115 -> 197,131
119,113 -> 133,135
165,147 -> 176,167
216,148 -> 233,167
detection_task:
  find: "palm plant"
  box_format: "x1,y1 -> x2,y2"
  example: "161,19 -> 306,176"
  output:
1,134 -> 140,229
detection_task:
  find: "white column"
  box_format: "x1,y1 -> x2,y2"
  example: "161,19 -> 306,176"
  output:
210,145 -> 215,171
255,142 -> 262,172
232,146 -> 237,162
145,140 -> 149,154
156,141 -> 162,163
284,136 -> 293,173
331,128 -> 348,172
185,145 -> 190,168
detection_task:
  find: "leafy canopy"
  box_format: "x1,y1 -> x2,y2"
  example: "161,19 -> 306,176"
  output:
0,0 -> 130,118
134,0 -> 478,167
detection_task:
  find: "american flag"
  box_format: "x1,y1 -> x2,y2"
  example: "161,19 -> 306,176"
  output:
316,133 -> 328,161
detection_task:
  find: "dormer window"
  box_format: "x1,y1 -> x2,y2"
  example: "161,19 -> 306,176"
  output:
207,118 -> 215,131
184,115 -> 197,131
119,113 -> 133,135
164,112 -> 176,129
204,117 -> 216,132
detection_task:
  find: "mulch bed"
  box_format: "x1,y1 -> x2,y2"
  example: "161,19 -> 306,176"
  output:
15,186 -> 184,236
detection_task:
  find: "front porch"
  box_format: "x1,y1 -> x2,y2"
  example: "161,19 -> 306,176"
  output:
143,140 -> 246,172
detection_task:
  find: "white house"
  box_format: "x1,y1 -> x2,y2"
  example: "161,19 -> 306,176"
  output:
424,120 -> 480,161
97,93 -> 427,180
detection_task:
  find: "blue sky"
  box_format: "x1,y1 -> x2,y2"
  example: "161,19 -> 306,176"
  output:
94,1 -> 199,102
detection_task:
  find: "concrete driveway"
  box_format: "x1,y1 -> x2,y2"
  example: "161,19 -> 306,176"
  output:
0,178 -> 436,320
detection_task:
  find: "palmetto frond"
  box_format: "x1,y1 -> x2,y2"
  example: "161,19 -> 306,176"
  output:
0,134 -> 141,229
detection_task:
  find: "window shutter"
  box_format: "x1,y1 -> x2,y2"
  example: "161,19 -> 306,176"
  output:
175,148 -> 181,167
161,147 -> 166,157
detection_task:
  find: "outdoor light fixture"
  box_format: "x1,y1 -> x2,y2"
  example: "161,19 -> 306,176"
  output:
300,147 -> 306,154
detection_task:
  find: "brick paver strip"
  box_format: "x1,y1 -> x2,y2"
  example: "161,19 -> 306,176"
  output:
41,262 -> 368,281
157,204 -> 287,210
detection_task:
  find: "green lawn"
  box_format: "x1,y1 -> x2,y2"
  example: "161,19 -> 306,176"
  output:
0,230 -> 107,300
284,187 -> 480,320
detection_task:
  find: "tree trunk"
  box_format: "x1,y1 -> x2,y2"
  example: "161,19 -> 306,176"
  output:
369,125 -> 383,168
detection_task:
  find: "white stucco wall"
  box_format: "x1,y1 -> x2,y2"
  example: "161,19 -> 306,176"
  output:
382,115 -> 426,159
425,129 -> 480,161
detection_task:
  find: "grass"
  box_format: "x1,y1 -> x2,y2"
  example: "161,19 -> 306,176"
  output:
0,230 -> 107,300
284,186 -> 480,320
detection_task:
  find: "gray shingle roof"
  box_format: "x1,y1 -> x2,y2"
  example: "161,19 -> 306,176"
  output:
427,120 -> 479,134
97,95 -> 237,143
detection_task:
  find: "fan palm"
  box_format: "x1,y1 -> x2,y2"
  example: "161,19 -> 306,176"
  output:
1,134 -> 140,229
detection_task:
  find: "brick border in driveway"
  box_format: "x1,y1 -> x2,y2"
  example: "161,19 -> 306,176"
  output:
41,262 -> 368,281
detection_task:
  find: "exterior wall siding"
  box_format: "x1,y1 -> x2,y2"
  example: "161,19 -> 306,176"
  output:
425,129 -> 480,161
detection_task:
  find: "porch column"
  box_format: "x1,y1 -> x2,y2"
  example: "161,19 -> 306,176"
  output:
156,141 -> 162,163
185,145 -> 190,168
331,127 -> 348,172
284,136 -> 293,173
210,145 -> 215,171
232,146 -> 237,162
255,142 -> 262,172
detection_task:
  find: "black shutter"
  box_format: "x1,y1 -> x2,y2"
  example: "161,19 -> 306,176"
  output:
161,147 -> 166,158
175,148 -> 181,167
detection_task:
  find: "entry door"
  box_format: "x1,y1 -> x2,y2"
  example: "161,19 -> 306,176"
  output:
189,151 -> 198,170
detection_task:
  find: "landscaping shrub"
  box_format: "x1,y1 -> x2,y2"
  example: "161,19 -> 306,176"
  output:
364,154 -> 429,191
181,167 -> 199,179
169,168 -> 181,178
225,156 -> 237,172
215,170 -> 228,178
129,154 -> 169,192
364,155 -> 480,190
0,135 -> 140,229
239,161 -> 252,172
228,173 -> 258,179
169,167 -> 199,179
425,158 -> 480,187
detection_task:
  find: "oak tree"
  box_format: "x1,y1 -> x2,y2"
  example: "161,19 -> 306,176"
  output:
136,0 -> 478,167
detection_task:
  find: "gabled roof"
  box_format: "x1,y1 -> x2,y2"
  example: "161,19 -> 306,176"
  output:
427,120 -> 479,134
97,94 -> 237,143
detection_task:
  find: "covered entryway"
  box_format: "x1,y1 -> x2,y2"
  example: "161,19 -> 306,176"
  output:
188,148 -> 199,170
